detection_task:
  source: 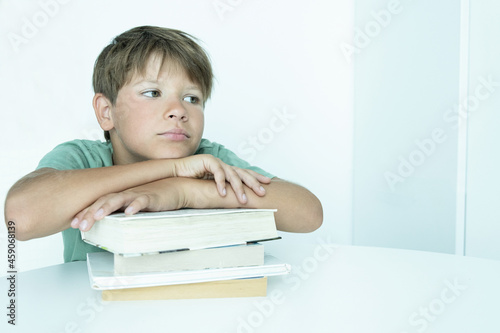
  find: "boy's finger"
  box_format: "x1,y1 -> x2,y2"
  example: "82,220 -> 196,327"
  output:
208,160 -> 229,197
227,177 -> 246,204
78,215 -> 95,232
211,169 -> 227,197
79,200 -> 112,231
125,194 -> 151,215
246,169 -> 272,184
93,198 -> 125,220
71,208 -> 88,229
77,193 -> 128,231
223,166 -> 247,204
236,169 -> 267,197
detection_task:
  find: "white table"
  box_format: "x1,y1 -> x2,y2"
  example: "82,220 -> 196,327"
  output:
2,242 -> 500,333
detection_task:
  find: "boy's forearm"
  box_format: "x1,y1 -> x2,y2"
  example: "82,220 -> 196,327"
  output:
73,177 -> 322,233
183,177 -> 323,232
4,159 -> 178,240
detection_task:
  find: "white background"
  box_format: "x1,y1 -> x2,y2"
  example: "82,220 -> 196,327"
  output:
352,0 -> 461,254
1,0 -> 500,272
465,0 -> 500,260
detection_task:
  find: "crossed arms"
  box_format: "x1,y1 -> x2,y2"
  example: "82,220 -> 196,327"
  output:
4,155 -> 323,241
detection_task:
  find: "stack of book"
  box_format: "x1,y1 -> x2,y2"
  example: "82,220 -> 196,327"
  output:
81,208 -> 290,301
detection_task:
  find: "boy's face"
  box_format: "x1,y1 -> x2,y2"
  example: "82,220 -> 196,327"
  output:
107,56 -> 205,164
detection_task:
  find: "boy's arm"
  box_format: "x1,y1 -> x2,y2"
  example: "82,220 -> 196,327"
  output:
183,177 -> 323,232
4,155 -> 270,240
77,177 -> 323,233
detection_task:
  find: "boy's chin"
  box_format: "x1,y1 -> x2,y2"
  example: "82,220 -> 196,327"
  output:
151,149 -> 195,160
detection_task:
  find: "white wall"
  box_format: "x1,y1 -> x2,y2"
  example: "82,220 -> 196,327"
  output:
0,0 -> 353,271
350,0 -> 500,260
352,0 -> 461,253
464,0 -> 500,260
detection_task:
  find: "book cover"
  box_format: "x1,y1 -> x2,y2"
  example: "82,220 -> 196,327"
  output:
101,277 -> 268,301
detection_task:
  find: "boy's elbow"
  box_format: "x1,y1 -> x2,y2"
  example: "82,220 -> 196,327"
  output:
283,196 -> 323,233
277,181 -> 324,233
10,224 -> 32,242
311,208 -> 324,232
5,194 -> 35,241
302,198 -> 323,232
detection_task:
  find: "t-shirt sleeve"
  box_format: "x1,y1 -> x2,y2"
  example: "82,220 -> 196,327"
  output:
37,140 -> 113,171
196,139 -> 275,179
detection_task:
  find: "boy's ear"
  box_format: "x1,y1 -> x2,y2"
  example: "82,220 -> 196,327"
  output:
93,93 -> 114,131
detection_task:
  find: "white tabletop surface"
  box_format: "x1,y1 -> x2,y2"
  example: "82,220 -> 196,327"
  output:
2,242 -> 500,333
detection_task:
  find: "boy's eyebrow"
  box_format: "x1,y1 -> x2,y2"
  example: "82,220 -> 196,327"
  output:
132,80 -> 201,91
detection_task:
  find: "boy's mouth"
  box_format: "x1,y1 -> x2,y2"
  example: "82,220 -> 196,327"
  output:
158,128 -> 190,141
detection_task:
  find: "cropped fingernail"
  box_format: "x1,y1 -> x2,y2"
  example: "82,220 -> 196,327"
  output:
125,207 -> 134,215
222,187 -> 227,196
71,218 -> 79,228
260,186 -> 266,193
94,209 -> 104,219
79,219 -> 88,231
242,194 -> 247,202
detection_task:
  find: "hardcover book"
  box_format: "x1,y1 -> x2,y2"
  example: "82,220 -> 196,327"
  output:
114,243 -> 265,275
81,208 -> 279,255
87,251 -> 291,290
101,277 -> 268,301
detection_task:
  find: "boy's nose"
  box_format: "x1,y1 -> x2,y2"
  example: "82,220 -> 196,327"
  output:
163,99 -> 188,121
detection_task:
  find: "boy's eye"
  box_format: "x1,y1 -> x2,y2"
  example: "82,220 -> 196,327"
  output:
143,90 -> 161,98
183,96 -> 200,104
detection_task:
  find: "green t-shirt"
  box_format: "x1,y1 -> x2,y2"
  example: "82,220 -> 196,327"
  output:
36,138 -> 274,262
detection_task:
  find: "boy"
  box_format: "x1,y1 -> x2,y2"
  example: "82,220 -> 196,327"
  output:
4,26 -> 323,262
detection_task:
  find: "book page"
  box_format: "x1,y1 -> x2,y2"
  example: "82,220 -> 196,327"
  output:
105,208 -> 277,221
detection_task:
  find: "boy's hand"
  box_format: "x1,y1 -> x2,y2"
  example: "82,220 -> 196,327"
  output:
173,155 -> 271,204
71,177 -> 186,232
